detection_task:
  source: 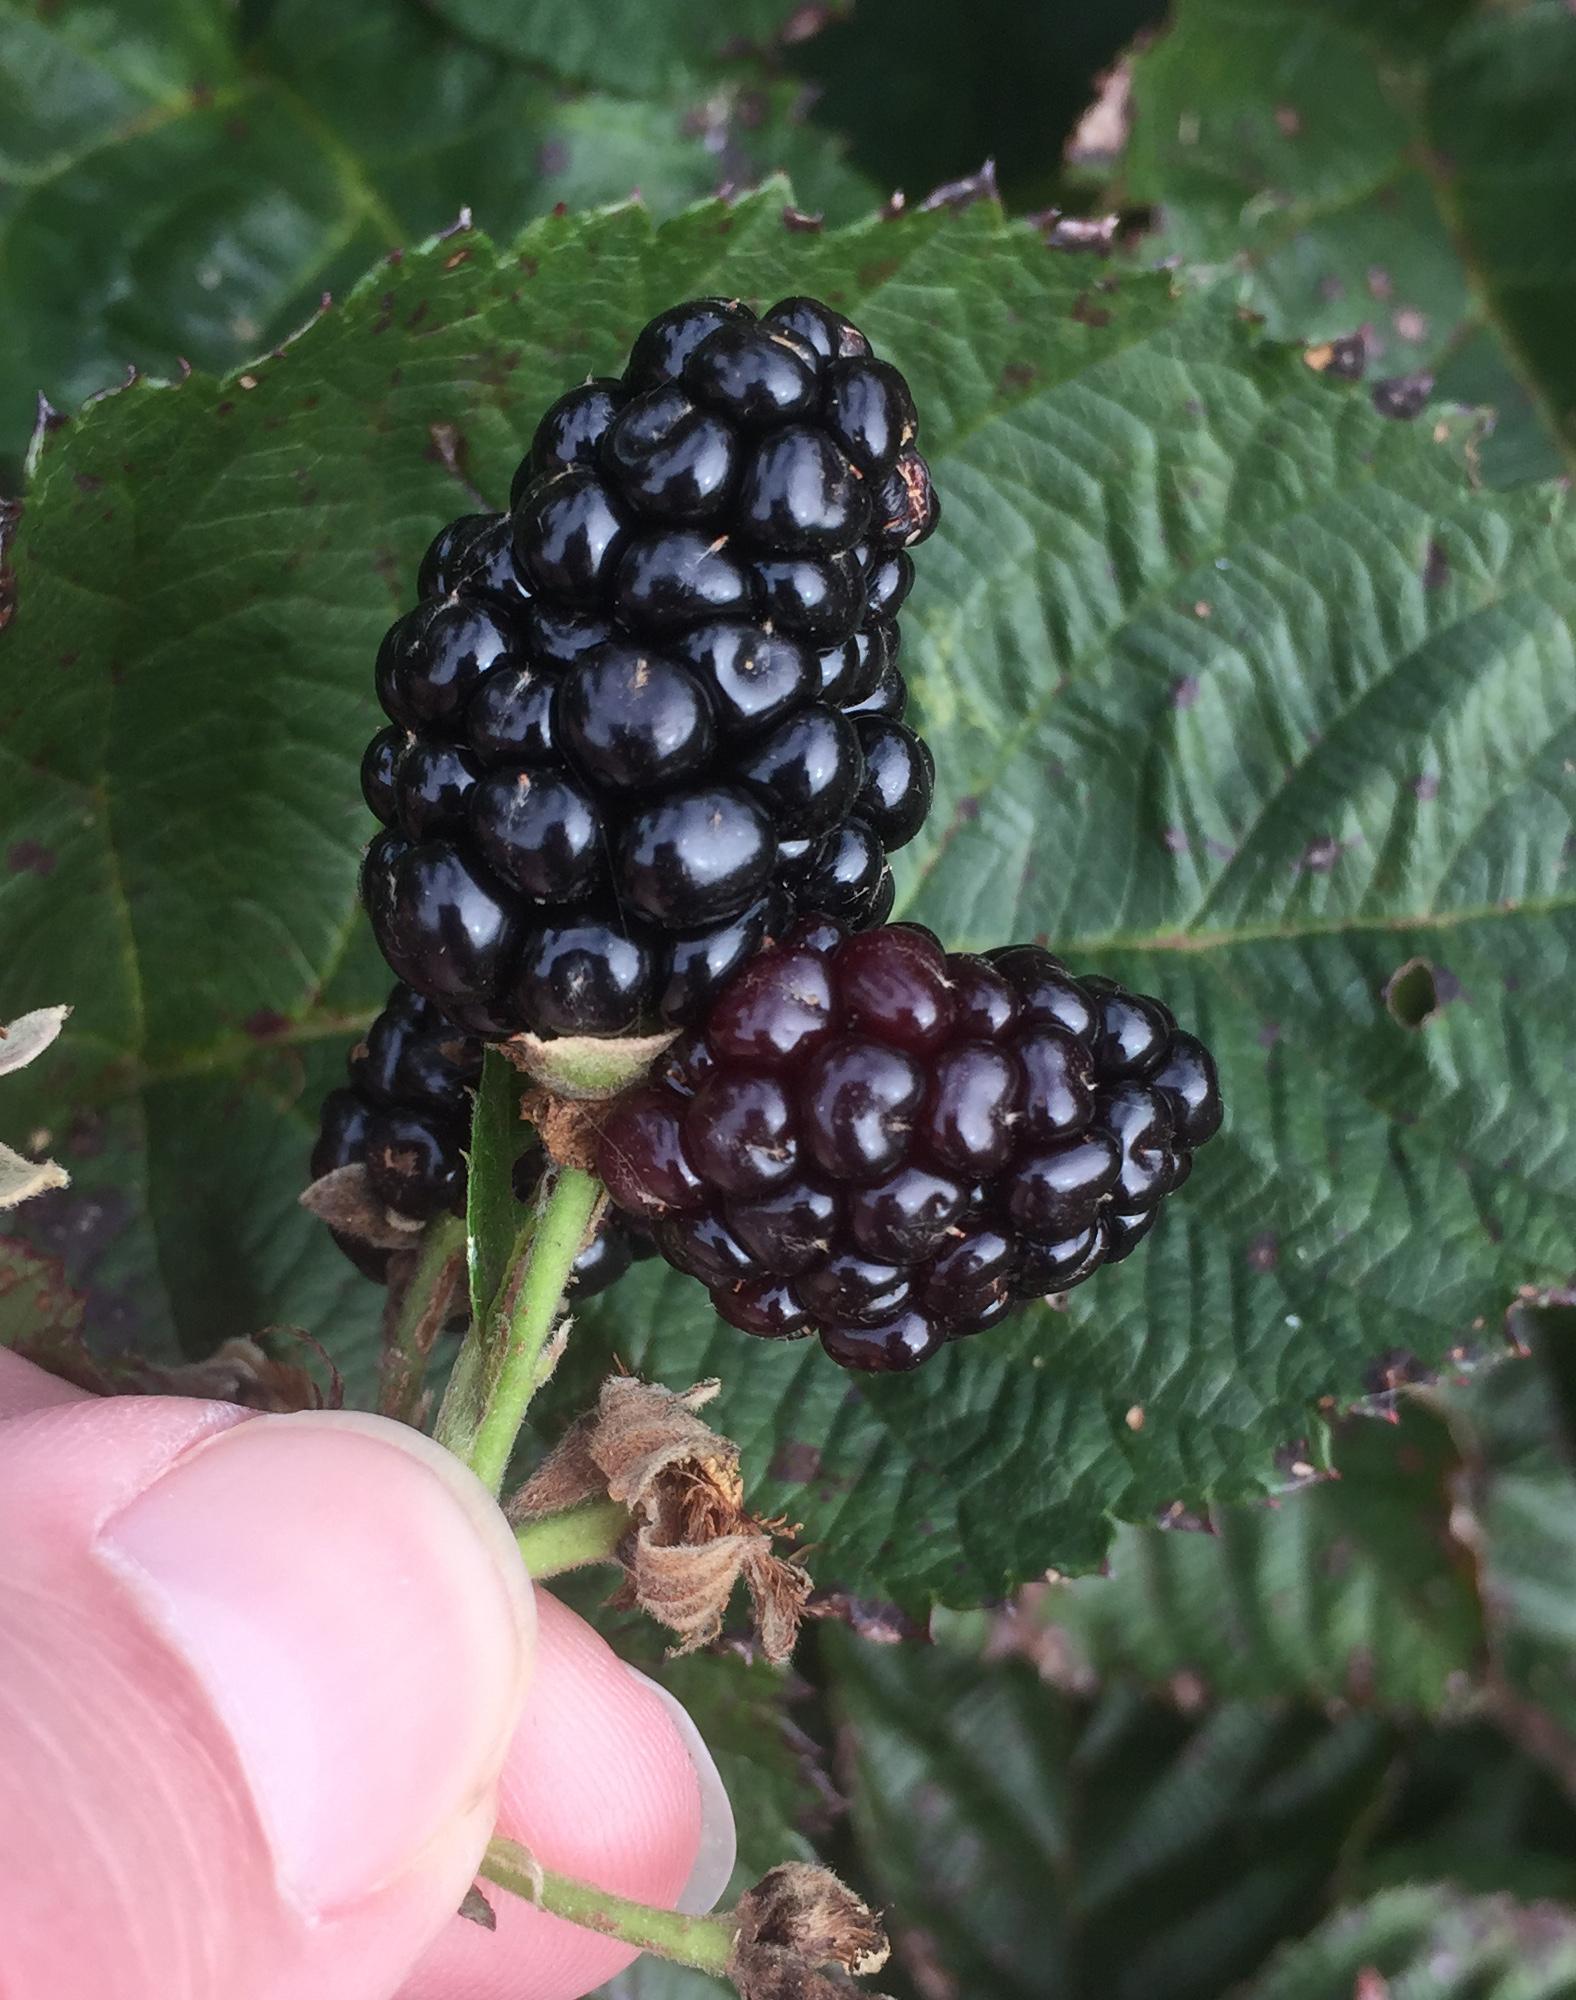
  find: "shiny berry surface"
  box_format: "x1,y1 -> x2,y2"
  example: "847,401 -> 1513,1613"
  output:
618,786 -> 774,926
360,294 -> 938,1039
595,930 -> 1223,1370
528,379 -> 626,484
601,385 -> 740,523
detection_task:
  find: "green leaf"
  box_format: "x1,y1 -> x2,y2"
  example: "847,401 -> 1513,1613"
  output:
1437,1330 -> 1576,1793
1008,1402 -> 1485,1713
6,190 -> 1574,1606
423,0 -> 800,95
466,1048 -> 526,1328
825,1628 -> 1397,2000
0,0 -> 875,472
780,0 -> 1163,211
1116,0 -> 1576,483
824,1624 -> 1576,2000
1241,1886 -> 1576,2000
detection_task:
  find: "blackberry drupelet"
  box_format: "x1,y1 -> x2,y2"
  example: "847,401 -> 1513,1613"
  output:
311,983 -> 647,1295
361,295 -> 939,1041
594,923 -> 1222,1371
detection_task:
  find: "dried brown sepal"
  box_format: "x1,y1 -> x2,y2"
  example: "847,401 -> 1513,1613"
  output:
1065,61 -> 1133,168
135,1331 -> 344,1411
729,1864 -> 892,2000
0,1142 -> 68,1210
298,1163 -> 427,1251
511,1377 -> 813,1663
498,1027 -> 679,1102
0,1006 -> 72,1209
457,1884 -> 497,1930
3,1326 -> 343,1411
518,1089 -> 603,1174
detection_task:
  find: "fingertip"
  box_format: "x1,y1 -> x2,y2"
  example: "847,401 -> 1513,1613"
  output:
98,1410 -> 534,1913
623,1667 -> 737,1914
399,1593 -> 725,2000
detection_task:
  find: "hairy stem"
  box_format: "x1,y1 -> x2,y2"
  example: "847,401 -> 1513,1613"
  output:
480,1838 -> 737,1975
434,1166 -> 604,1495
378,1212 -> 466,1424
514,1496 -> 632,1578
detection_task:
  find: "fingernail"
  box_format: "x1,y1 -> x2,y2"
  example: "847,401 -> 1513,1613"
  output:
626,1667 -> 737,1914
98,1412 -> 534,1913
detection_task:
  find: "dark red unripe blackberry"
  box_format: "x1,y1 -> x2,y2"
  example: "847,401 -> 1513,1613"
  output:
595,928 -> 1223,1370
655,893 -> 784,1029
310,984 -> 642,1295
362,294 -> 938,1039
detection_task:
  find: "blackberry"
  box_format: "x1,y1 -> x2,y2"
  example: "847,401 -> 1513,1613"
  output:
595,924 -> 1221,1371
362,295 -> 939,1041
310,983 -> 646,1295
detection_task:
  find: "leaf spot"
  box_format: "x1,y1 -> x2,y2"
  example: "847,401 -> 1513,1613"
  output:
770,1441 -> 823,1483
1247,1232 -> 1279,1272
1297,834 -> 1343,873
7,841 -> 56,877
1422,537 -> 1450,589
1384,957 -> 1459,1028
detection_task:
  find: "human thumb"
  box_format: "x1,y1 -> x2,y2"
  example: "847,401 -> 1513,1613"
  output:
0,1367 -> 534,2000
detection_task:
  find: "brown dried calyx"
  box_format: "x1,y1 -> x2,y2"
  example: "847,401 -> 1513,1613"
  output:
297,1161 -> 428,1251
728,1864 -> 893,2000
510,1376 -> 812,1663
498,1026 -> 679,1103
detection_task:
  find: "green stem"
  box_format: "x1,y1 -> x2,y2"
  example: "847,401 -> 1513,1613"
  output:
480,1838 -> 737,1976
514,1496 -> 632,1578
434,1166 -> 604,1495
378,1212 -> 467,1424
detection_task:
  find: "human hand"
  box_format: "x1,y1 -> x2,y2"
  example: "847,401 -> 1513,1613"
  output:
0,1348 -> 734,2000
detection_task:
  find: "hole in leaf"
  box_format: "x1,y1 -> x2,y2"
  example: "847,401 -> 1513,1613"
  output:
1384,957 -> 1442,1028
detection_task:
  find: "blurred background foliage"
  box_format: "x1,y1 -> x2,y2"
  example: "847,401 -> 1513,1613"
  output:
5,3 -> 1576,1997
0,0 -> 1163,485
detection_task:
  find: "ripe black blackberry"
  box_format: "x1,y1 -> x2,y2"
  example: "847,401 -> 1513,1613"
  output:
361,295 -> 938,1042
593,923 -> 1221,1371
311,983 -> 647,1296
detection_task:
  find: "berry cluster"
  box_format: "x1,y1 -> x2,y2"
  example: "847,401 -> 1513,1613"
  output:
312,984 -> 646,1297
594,923 -> 1221,1371
361,295 -> 938,1041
